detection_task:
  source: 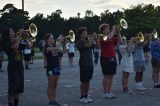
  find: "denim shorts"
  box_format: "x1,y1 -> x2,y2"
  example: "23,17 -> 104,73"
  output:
46,67 -> 60,76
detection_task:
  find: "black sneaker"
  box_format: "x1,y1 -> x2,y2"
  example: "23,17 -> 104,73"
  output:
154,84 -> 160,88
51,101 -> 62,106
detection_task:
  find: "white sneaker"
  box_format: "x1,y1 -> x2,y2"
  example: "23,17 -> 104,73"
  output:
86,97 -> 94,103
109,92 -> 116,98
80,97 -> 88,104
136,85 -> 146,91
103,92 -> 116,99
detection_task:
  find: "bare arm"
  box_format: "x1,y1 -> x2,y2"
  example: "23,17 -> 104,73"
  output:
107,25 -> 116,40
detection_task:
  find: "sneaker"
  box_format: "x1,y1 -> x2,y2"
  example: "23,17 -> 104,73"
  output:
109,92 -> 116,98
136,85 -> 146,91
80,97 -> 88,104
123,87 -> 134,94
48,102 -> 53,106
103,92 -> 116,99
154,84 -> 160,88
51,101 -> 62,106
85,97 -> 94,103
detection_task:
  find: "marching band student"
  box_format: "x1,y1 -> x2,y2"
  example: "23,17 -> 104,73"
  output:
150,37 -> 160,88
67,39 -> 75,67
133,33 -> 146,91
99,24 -> 122,98
77,27 -> 94,104
92,32 -> 100,65
1,28 -> 24,106
44,33 -> 61,106
119,37 -> 134,93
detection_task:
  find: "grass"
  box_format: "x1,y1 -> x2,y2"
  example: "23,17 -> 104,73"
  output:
34,47 -> 41,53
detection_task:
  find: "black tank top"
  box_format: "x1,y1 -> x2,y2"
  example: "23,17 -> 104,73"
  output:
45,44 -> 59,69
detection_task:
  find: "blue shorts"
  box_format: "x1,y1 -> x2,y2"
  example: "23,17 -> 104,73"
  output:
46,67 -> 60,76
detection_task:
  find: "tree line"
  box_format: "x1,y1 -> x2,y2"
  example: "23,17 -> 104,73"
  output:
0,3 -> 160,42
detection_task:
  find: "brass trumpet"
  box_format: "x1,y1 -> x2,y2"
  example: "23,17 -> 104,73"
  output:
149,29 -> 158,39
101,19 -> 128,41
16,23 -> 38,39
136,32 -> 144,42
65,30 -> 75,42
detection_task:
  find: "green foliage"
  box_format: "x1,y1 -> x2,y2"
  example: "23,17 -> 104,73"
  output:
0,3 -> 160,42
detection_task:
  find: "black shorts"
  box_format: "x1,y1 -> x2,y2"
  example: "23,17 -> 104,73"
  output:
80,66 -> 93,83
24,54 -> 31,61
58,53 -> 63,57
100,56 -> 117,75
151,58 -> 160,68
68,53 -> 74,58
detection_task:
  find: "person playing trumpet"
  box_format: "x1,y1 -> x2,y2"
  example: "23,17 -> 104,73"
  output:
77,27 -> 94,103
150,36 -> 160,88
119,36 -> 134,93
44,33 -> 61,106
1,28 -> 24,106
99,24 -> 122,98
132,32 -> 146,91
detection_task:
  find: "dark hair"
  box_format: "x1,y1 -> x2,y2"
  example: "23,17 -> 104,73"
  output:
99,23 -> 109,33
44,33 -> 53,44
77,27 -> 87,37
1,28 -> 12,51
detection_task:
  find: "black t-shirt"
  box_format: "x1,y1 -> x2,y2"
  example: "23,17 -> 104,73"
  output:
5,46 -> 24,71
45,44 -> 59,69
77,39 -> 93,66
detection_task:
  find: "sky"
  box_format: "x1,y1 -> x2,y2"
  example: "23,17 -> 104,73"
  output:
0,0 -> 160,19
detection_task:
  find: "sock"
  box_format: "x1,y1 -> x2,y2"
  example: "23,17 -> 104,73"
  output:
14,99 -> 19,106
8,103 -> 13,106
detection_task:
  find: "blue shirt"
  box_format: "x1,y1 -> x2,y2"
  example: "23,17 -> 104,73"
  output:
150,41 -> 160,61
133,44 -> 145,62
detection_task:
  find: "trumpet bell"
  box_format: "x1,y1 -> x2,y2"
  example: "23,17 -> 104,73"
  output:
120,19 -> 128,29
137,32 -> 144,42
152,29 -> 158,39
29,23 -> 38,37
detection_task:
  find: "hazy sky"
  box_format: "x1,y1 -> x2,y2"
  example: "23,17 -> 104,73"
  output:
0,0 -> 160,18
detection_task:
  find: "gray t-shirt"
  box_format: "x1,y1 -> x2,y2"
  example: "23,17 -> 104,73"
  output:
133,44 -> 145,62
77,40 -> 93,66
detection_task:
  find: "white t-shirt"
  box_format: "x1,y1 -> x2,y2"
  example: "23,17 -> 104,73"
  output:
66,43 -> 75,53
24,48 -> 31,54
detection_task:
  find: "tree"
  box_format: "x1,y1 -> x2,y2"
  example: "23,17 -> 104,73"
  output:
85,10 -> 93,17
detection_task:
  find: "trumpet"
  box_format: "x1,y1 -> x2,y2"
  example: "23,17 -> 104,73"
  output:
101,19 -> 128,41
136,32 -> 144,43
16,23 -> 38,40
65,30 -> 75,42
149,29 -> 158,39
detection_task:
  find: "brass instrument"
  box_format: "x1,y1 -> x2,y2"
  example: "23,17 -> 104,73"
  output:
16,23 -> 38,40
136,32 -> 144,42
150,29 -> 158,39
65,30 -> 75,42
101,19 -> 128,41
120,19 -> 128,29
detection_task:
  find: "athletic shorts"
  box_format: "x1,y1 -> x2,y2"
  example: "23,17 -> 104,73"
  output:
100,56 -> 117,75
80,66 -> 93,83
46,67 -> 60,77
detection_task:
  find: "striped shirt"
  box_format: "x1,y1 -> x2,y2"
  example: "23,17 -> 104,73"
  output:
150,41 -> 160,61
